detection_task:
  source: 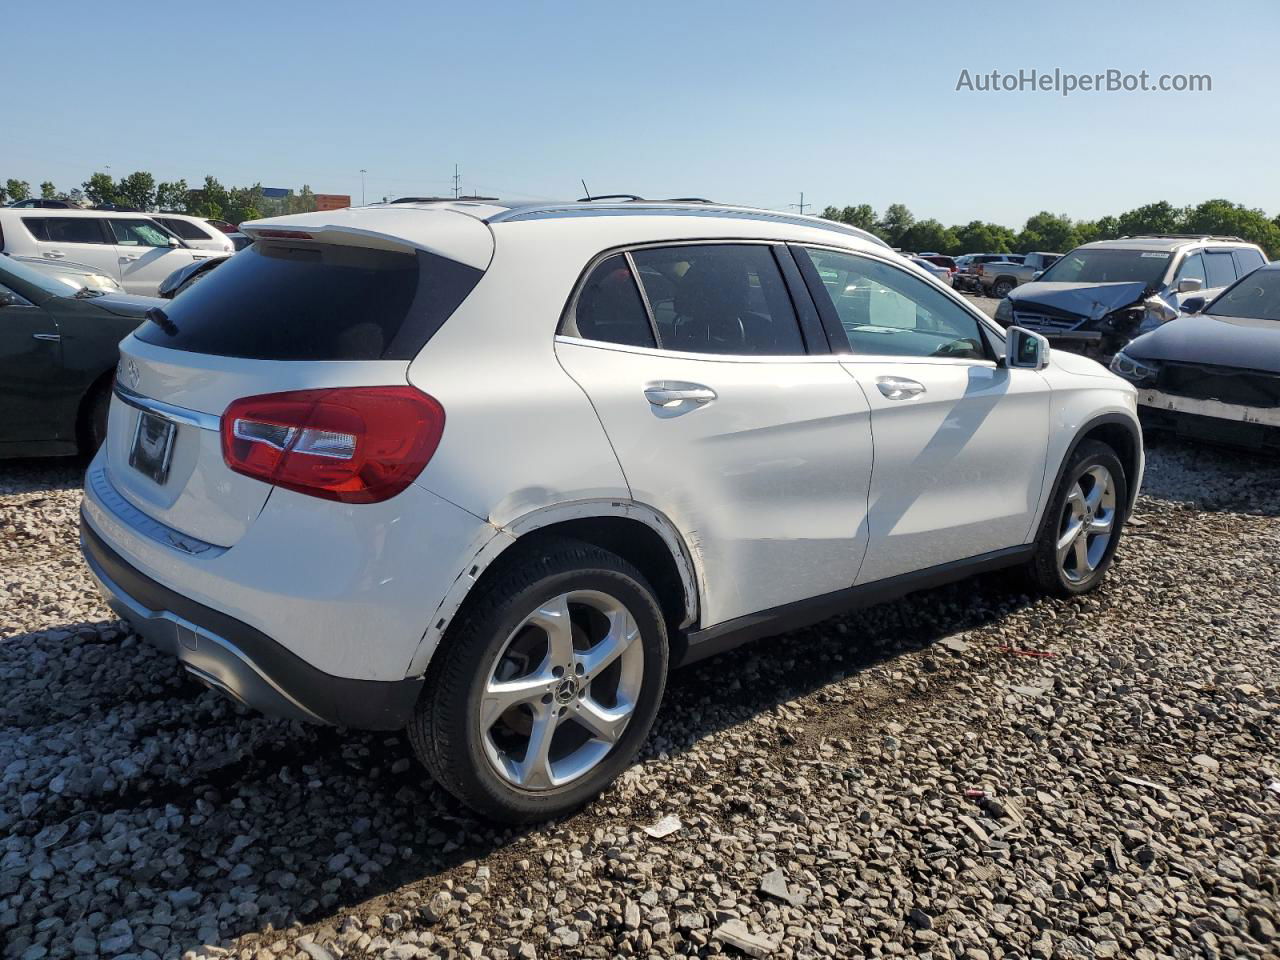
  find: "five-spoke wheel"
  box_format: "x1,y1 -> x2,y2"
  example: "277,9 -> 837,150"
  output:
1056,463 -> 1117,583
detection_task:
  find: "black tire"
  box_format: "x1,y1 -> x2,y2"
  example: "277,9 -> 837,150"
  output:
1029,440 -> 1128,596
82,378 -> 114,454
408,537 -> 669,823
992,279 -> 1015,298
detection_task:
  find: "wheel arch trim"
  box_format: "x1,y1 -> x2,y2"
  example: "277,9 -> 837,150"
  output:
405,498 -> 703,677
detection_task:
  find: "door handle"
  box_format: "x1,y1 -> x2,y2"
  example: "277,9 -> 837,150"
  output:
644,381 -> 717,407
120,255 -> 139,262
44,251 -> 65,260
876,376 -> 926,400
32,333 -> 61,342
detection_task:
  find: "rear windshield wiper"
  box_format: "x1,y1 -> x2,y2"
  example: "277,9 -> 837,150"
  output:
146,307 -> 179,336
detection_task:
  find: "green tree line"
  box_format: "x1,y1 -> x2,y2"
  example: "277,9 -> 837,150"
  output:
821,199 -> 1280,259
1,172 -> 320,225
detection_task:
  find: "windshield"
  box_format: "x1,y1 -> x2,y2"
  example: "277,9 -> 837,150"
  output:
1207,269 -> 1280,321
0,254 -> 78,298
1036,248 -> 1170,287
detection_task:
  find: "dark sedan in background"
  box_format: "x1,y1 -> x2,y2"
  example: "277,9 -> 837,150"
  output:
0,255 -> 159,458
1111,262 -> 1280,452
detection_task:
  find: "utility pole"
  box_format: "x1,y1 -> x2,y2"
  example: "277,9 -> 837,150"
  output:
452,164 -> 461,199
789,192 -> 810,216
360,169 -> 367,205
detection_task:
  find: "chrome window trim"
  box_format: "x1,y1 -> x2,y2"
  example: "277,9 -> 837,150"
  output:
113,382 -> 221,432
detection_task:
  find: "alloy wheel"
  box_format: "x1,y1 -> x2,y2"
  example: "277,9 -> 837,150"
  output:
479,590 -> 644,791
1057,464 -> 1117,583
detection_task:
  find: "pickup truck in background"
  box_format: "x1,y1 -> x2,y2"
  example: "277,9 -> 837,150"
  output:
953,253 -> 1023,292
977,251 -> 1062,297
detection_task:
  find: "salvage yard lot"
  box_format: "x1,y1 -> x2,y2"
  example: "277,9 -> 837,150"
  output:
1,443 -> 1278,960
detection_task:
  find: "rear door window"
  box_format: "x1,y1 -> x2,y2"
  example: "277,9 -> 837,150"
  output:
1203,250 -> 1237,288
629,244 -> 806,356
23,217 -> 110,244
134,241 -> 483,361
566,254 -> 656,348
1233,248 -> 1266,277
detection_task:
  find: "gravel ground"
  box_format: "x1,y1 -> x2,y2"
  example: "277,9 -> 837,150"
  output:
2,440 -> 1278,960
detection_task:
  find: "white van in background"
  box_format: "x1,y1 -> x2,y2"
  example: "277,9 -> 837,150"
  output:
0,208 -> 219,296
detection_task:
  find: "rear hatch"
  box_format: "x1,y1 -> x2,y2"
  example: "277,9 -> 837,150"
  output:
104,211 -> 492,546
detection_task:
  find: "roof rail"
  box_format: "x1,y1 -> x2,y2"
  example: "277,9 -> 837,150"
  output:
577,194 -> 647,203
389,195 -> 499,204
1120,233 -> 1246,242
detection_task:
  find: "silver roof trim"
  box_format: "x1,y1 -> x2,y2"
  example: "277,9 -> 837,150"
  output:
485,202 -> 891,249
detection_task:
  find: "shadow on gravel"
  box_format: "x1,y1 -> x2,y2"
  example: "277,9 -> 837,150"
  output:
0,567 -> 1039,956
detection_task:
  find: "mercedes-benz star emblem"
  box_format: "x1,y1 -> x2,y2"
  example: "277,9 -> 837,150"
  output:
554,677 -> 578,704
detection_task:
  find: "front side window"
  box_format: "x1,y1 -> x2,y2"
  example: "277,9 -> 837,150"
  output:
1175,252 -> 1205,284
109,219 -> 172,247
801,247 -> 987,361
1204,251 -> 1237,288
23,217 -> 110,245
629,244 -> 806,356
568,254 -> 655,349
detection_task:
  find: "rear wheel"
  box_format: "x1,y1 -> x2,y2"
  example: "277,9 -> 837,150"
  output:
1029,440 -> 1127,595
81,378 -> 113,454
409,538 -> 668,822
992,278 -> 1015,298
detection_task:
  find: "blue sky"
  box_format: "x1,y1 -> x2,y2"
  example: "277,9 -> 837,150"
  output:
6,0 -> 1277,226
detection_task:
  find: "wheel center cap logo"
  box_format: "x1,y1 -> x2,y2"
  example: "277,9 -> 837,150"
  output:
554,677 -> 578,704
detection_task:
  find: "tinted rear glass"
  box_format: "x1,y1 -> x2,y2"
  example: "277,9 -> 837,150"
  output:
156,217 -> 211,241
134,242 -> 482,361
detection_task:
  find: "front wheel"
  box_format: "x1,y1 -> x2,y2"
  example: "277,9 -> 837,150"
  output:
1029,440 -> 1128,595
408,538 -> 669,822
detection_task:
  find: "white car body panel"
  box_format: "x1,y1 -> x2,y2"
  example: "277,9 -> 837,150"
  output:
151,214 -> 236,253
842,356 -> 1051,583
556,339 -> 874,626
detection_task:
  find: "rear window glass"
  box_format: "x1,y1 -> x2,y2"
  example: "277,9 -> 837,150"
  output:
134,242 -> 483,361
569,254 -> 656,348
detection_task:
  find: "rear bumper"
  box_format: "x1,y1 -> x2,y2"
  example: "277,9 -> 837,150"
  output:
81,516 -> 423,728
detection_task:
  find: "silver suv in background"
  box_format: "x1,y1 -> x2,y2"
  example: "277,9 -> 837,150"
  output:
954,253 -> 1024,292
978,251 -> 1062,298
994,235 -> 1268,359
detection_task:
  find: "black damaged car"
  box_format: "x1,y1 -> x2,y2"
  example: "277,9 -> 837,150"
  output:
1111,261 -> 1280,452
994,236 -> 1267,360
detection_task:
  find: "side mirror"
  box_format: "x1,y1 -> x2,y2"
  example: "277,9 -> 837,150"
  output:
1177,277 -> 1203,293
167,237 -> 180,248
1031,270 -> 1043,280
1181,295 -> 1206,314
1006,326 -> 1050,370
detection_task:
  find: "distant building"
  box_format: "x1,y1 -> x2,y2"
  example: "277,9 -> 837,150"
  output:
315,194 -> 351,212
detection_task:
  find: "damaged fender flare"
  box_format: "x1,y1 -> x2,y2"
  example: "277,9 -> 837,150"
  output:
403,499 -> 702,678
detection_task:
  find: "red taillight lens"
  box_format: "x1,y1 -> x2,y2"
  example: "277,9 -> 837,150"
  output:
221,386 -> 444,504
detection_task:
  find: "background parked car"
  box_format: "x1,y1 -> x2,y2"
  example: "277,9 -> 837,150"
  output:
954,253 -> 1024,292
150,214 -> 236,253
0,254 -> 160,457
909,256 -> 951,283
994,235 -> 1268,359
978,251 -> 1062,298
6,198 -> 80,209
1111,261 -> 1280,452
9,254 -> 123,293
0,208 -> 222,296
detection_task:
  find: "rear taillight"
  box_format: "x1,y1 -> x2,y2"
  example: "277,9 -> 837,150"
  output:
221,386 -> 444,504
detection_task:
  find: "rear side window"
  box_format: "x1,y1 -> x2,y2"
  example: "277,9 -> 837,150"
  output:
630,244 -> 806,356
1233,248 -> 1265,276
1204,250 -> 1237,288
155,217 -> 211,241
135,242 -> 483,361
23,217 -> 109,244
568,254 -> 656,348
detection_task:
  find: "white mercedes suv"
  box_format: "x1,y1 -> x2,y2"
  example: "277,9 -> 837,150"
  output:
79,199 -> 1143,821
